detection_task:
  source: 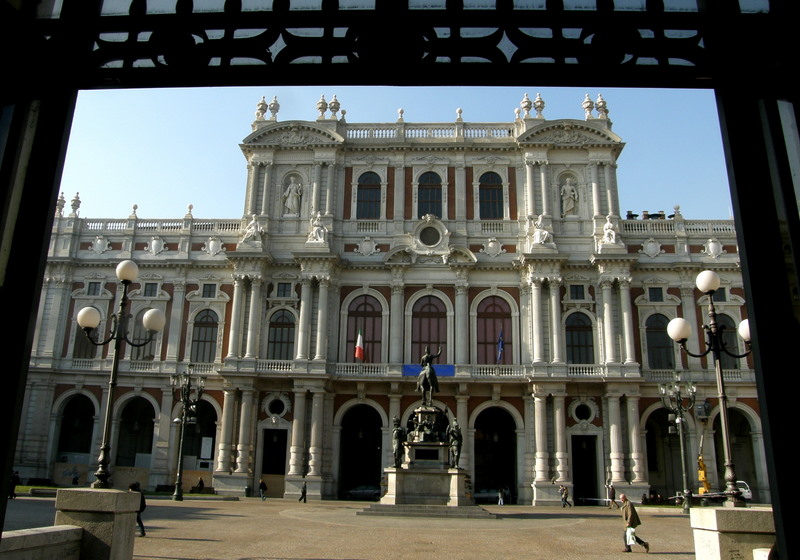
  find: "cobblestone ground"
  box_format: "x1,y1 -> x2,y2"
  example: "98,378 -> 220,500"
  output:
4,497 -> 697,560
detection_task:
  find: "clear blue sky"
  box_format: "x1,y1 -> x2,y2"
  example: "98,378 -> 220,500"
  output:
59,86 -> 733,220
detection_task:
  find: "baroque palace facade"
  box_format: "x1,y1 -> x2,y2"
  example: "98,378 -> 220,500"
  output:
17,94 -> 767,505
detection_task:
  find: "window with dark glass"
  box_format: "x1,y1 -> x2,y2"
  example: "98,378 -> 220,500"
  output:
645,313 -> 674,369
717,314 -> 739,369
356,172 -> 381,219
479,172 -> 504,219
569,285 -> 585,300
276,282 -> 292,298
565,312 -> 594,364
202,283 -> 216,298
267,309 -> 295,360
190,309 -> 219,363
417,172 -> 442,218
130,309 -> 158,361
346,294 -> 382,363
143,283 -> 158,297
648,287 -> 664,302
712,287 -> 727,302
411,295 -> 447,362
476,296 -> 512,364
87,282 -> 101,296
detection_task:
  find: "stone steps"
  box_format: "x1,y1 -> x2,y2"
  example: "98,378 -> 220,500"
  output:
356,504 -> 496,519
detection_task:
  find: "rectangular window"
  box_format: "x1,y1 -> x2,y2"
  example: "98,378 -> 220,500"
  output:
570,285 -> 585,300
479,186 -> 503,219
202,284 -> 216,298
418,186 -> 442,218
648,287 -> 664,302
712,288 -> 727,302
87,282 -> 101,296
356,185 -> 381,219
144,283 -> 158,297
276,283 -> 292,298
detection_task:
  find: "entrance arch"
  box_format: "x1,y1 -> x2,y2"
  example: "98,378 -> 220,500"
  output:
714,407 -> 759,500
116,397 -> 156,468
473,406 -> 517,503
337,403 -> 383,499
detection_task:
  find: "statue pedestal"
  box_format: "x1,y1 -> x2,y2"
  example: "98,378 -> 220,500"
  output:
381,466 -> 473,506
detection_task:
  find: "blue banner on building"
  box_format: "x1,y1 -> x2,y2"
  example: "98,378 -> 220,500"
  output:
402,365 -> 455,377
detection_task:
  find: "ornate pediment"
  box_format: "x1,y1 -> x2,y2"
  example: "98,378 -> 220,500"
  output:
517,120 -> 622,147
241,121 -> 344,148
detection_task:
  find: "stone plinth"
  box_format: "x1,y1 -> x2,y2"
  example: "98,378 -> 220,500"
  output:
381,466 -> 472,506
54,488 -> 139,560
690,506 -> 776,560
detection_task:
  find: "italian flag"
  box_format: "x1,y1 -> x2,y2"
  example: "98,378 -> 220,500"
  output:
354,329 -> 365,361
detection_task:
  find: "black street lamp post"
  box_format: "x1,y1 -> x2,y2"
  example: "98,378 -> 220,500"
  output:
659,376 -> 696,514
171,364 -> 205,501
77,260 -> 166,489
667,270 -> 751,507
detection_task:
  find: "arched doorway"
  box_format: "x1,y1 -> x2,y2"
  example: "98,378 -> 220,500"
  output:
338,404 -> 383,499
116,397 -> 156,468
645,407 -> 686,501
714,408 -> 757,499
473,407 -> 517,503
55,394 -> 95,485
180,400 -> 217,473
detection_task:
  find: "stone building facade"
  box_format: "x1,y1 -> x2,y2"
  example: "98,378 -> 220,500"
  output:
17,93 -> 768,505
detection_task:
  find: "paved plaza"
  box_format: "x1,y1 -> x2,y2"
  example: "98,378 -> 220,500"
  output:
3,496 -> 697,560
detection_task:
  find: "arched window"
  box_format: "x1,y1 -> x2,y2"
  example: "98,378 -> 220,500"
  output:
565,312 -> 594,364
346,295 -> 382,363
190,309 -> 219,364
717,314 -> 740,370
356,172 -> 381,219
417,172 -> 442,218
115,397 -> 155,467
646,313 -> 675,370
57,394 -> 95,456
130,308 -> 158,361
267,309 -> 295,360
73,309 -> 98,359
476,296 -> 512,364
411,295 -> 447,362
479,172 -> 504,220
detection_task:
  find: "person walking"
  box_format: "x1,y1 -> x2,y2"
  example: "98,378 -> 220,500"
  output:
299,481 -> 307,503
620,493 -> 649,553
559,484 -> 572,508
259,479 -> 268,500
607,483 -> 620,509
129,482 -> 147,537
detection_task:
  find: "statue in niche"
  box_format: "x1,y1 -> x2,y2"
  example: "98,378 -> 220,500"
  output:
416,345 -> 442,406
561,177 -> 578,217
283,175 -> 303,216
601,214 -> 617,244
532,214 -> 551,244
391,416 -> 406,468
241,214 -> 263,244
307,211 -> 326,242
448,418 -> 463,468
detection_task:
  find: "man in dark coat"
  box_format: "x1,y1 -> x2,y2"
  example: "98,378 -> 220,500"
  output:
129,482 -> 146,537
620,493 -> 649,553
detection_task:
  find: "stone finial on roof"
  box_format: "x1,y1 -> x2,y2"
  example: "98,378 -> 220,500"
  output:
316,95 -> 328,118
456,107 -> 463,122
533,93 -> 545,118
268,96 -> 280,120
70,192 -> 81,217
329,95 -> 341,118
582,93 -> 594,119
255,96 -> 268,121
397,108 -> 404,122
596,94 -> 609,119
520,93 -> 532,118
55,192 -> 66,217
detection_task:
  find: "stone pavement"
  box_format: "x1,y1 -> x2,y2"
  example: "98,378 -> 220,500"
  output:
4,496 -> 697,559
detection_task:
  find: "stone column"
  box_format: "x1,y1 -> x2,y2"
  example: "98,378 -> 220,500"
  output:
295,278 -> 313,360
260,162 -> 272,216
533,391 -> 549,482
590,162 -> 601,216
288,387 -> 307,476
679,284 -> 702,369
246,162 -> 258,215
531,279 -> 544,363
607,391 -> 625,482
454,163 -> 467,221
388,389 -> 402,466
538,162 -> 550,216
244,277 -> 262,359
619,278 -> 637,363
314,278 -> 329,360
519,283 -> 533,364
526,160 -> 536,217
553,392 -> 569,481
626,395 -> 647,483
216,389 -> 236,473
235,388 -> 255,474
165,280 -> 186,361
325,162 -> 336,216
152,387 -> 174,485
601,279 -> 618,363
549,279 -> 564,363
455,284 -> 469,364
393,163 -> 405,225
390,283 -> 404,363
456,392 -> 469,469
312,162 -> 322,214
308,389 -> 325,476
226,275 -> 245,358
604,163 -> 619,216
